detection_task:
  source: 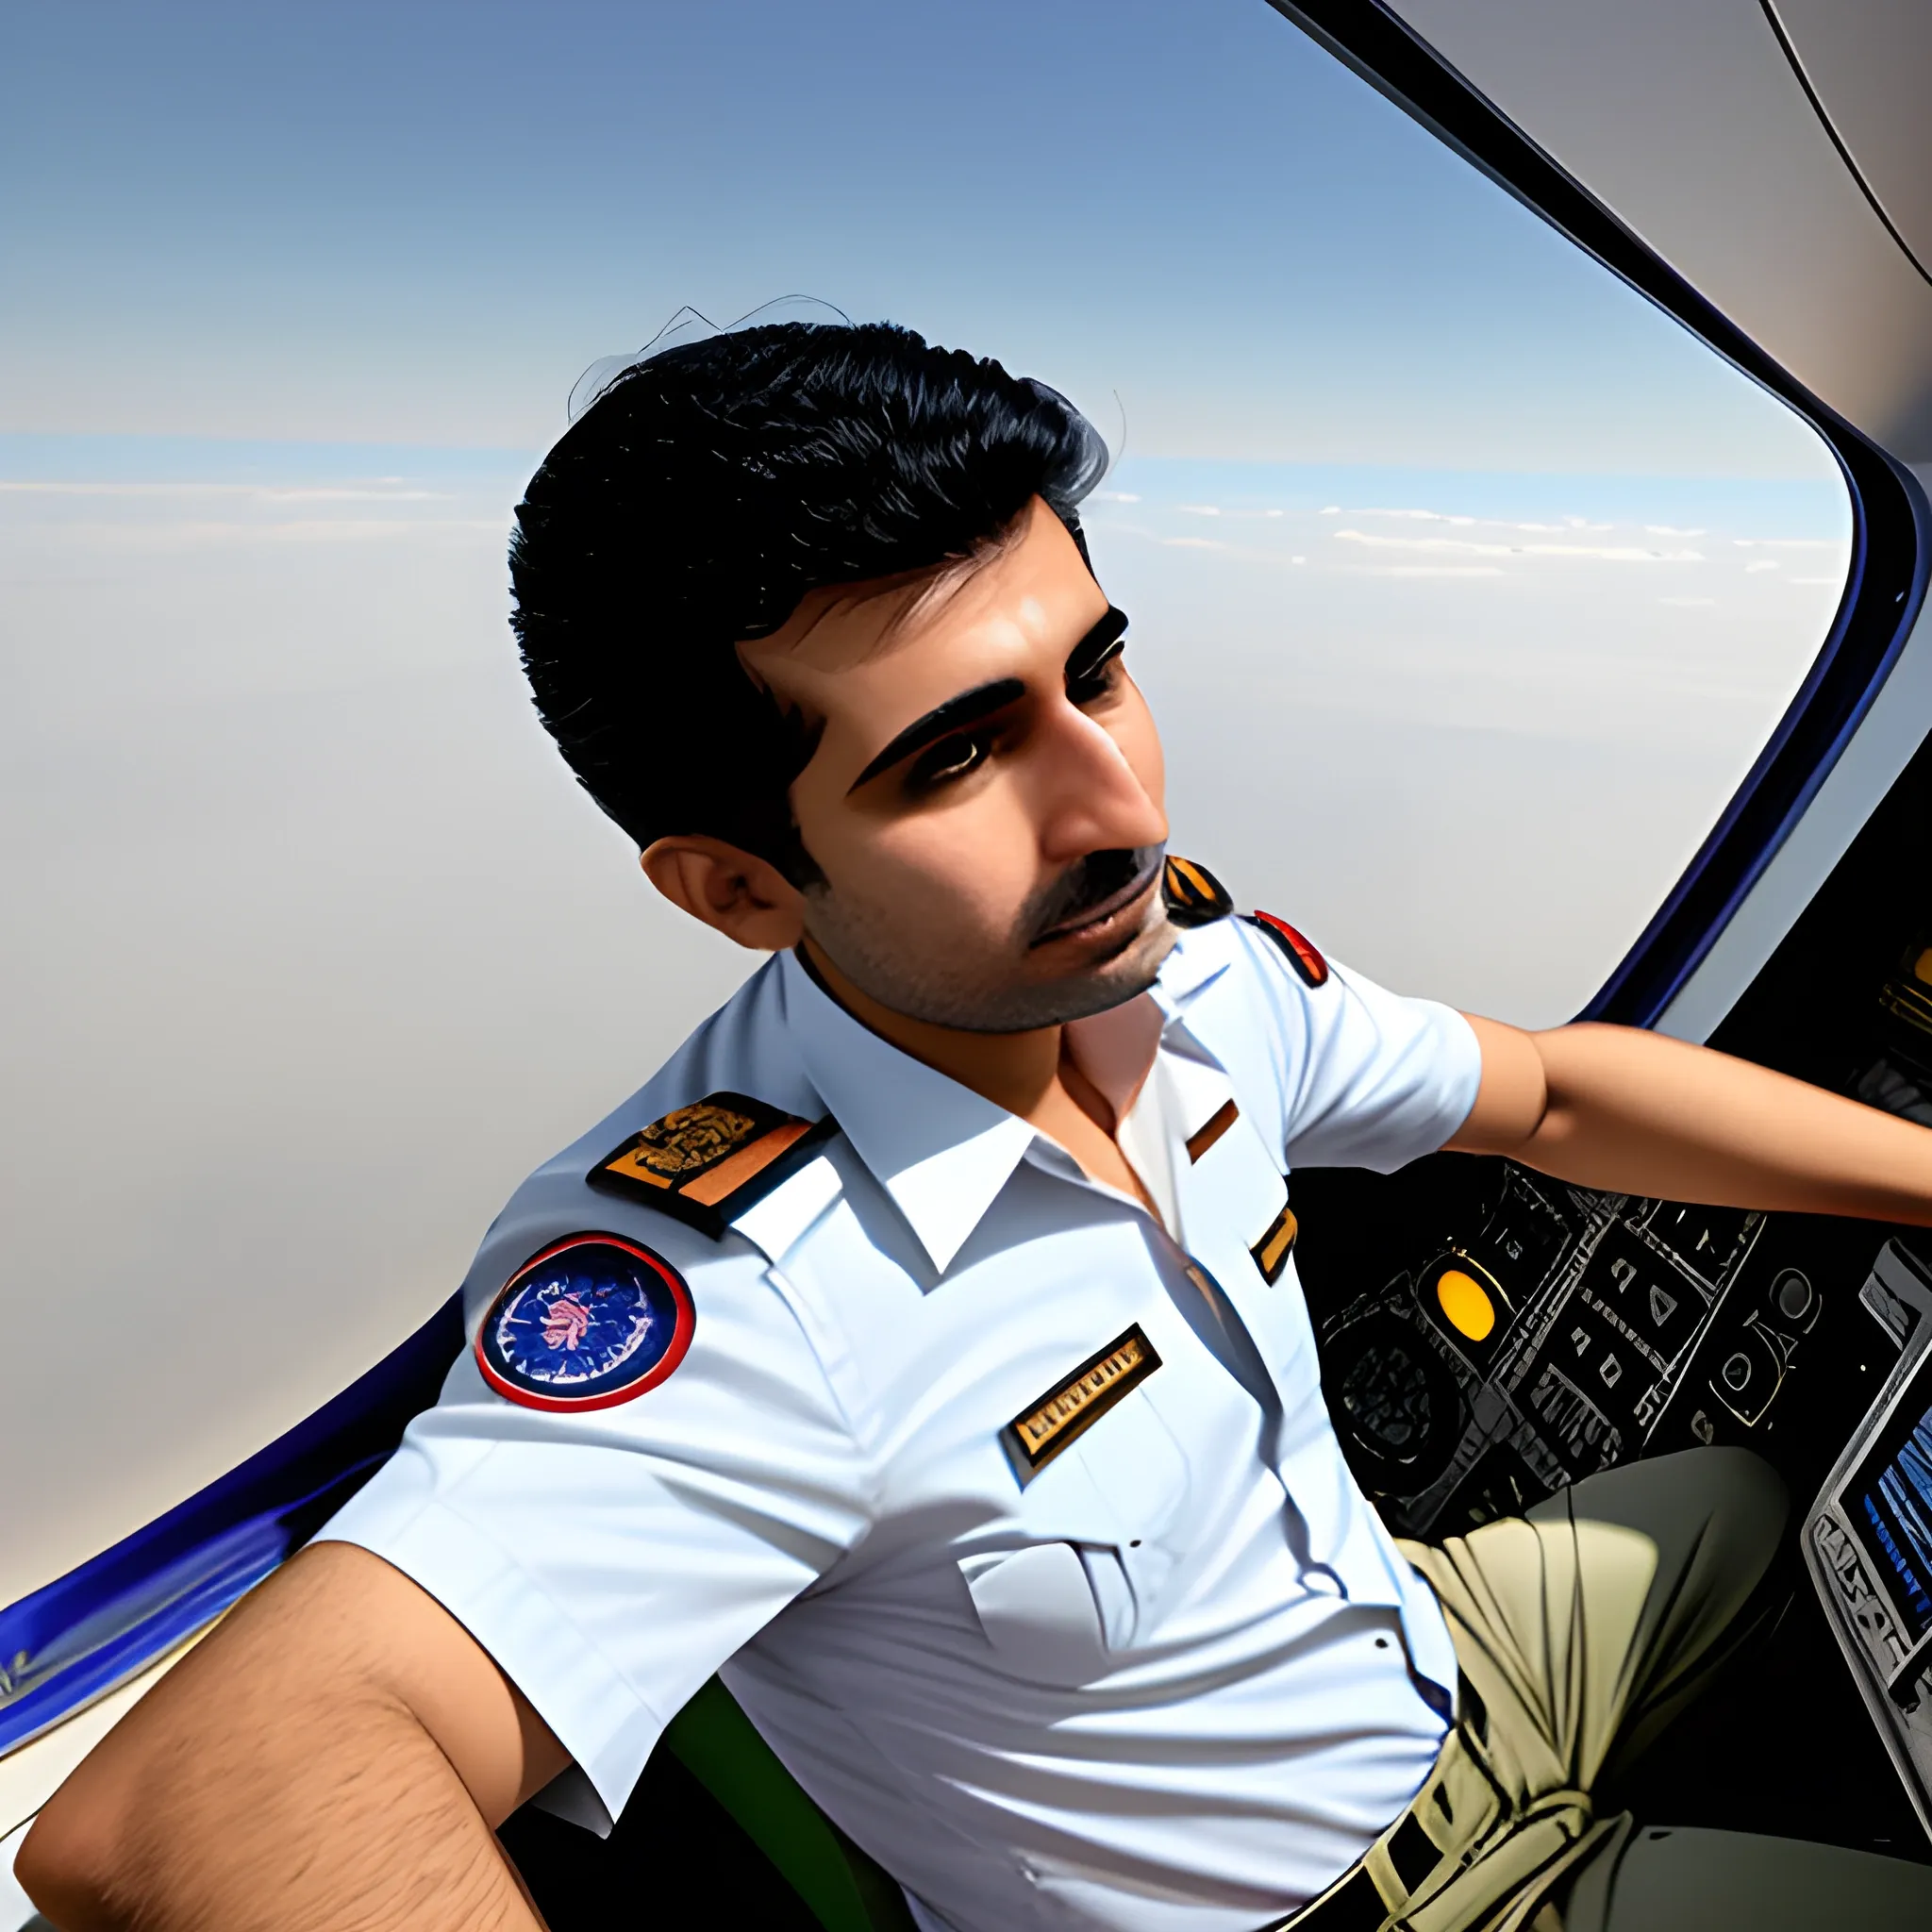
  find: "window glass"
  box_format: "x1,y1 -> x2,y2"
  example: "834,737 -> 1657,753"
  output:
1091,462 -> 1847,1024
0,0 -> 1849,1594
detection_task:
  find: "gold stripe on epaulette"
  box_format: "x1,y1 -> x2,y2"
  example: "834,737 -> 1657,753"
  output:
591,1091 -> 833,1238
1161,854 -> 1234,928
1186,1099 -> 1241,1164
1252,1203 -> 1298,1284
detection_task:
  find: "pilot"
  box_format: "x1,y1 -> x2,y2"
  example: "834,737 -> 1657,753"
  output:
24,323 -> 1932,1932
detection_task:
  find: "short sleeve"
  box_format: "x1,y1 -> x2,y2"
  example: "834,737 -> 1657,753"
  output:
1233,924 -> 1482,1173
314,1219 -> 872,1831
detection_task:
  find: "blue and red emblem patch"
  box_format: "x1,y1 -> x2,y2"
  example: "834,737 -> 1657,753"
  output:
476,1233 -> 693,1412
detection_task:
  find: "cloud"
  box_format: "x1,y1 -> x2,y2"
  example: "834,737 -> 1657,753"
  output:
1177,504 -> 1222,516
263,487 -> 446,503
1331,507 -> 1612,534
1659,595 -> 1717,607
1091,490 -> 1141,503
1743,559 -> 1779,574
1159,536 -> 1231,551
1349,507 -> 1478,526
1645,524 -> 1707,537
0,479 -> 445,502
35,516 -> 508,549
1333,529 -> 1702,563
1789,575 -> 1842,586
1731,537 -> 1844,549
1369,564 -> 1506,578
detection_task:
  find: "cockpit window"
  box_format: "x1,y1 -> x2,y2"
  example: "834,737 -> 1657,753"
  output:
1,0 -> 1850,1594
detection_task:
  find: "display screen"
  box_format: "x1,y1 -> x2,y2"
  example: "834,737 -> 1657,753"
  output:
1850,1391 -> 1932,1650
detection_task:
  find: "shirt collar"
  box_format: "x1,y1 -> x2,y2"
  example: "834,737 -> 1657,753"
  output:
774,924 -> 1239,1276
778,949 -> 1037,1275
1146,916 -> 1238,1014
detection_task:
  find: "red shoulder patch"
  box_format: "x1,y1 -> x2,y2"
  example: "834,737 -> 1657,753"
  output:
1244,910 -> 1329,989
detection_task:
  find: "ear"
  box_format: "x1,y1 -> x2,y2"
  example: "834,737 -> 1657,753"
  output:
641,835 -> 808,952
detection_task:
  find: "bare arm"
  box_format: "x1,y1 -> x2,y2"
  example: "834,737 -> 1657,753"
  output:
18,1541 -> 571,1932
1450,1014 -> 1932,1224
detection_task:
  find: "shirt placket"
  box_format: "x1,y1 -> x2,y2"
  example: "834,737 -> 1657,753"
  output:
1155,1039 -> 1442,1657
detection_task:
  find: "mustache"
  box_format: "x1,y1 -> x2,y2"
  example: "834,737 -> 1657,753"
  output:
1024,845 -> 1166,947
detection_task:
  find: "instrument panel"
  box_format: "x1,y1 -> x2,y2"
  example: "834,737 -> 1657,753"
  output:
1296,1149 -> 1932,1848
1807,1241 -> 1932,1838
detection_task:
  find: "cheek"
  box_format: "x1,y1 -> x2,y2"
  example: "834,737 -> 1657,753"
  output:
879,800 -> 1041,928
814,791 -> 1044,941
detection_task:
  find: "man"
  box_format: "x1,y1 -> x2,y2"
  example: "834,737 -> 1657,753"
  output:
22,323 -> 1932,1931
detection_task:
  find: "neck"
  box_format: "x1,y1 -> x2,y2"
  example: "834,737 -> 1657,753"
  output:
795,938 -> 1164,1216
799,939 -> 1069,1121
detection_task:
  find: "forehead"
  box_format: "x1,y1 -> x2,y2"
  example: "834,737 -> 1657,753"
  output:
738,498 -> 1101,710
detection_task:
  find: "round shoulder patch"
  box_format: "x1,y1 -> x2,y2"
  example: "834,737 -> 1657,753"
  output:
476,1233 -> 694,1412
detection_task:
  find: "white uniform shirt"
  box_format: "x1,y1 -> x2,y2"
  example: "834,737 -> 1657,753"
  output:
321,915 -> 1483,1932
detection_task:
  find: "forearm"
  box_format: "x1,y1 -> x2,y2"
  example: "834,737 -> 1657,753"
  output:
1455,1018 -> 1932,1225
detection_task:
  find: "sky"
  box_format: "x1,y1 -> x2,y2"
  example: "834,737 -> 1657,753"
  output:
0,0 -> 1853,1603
2,0 -> 1842,468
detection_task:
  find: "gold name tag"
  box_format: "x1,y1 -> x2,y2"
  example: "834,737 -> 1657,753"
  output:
1003,1325 -> 1161,1474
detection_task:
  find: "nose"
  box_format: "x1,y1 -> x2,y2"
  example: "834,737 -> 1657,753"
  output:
1025,694 -> 1167,866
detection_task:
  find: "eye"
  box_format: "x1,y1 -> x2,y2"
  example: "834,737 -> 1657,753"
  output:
905,730 -> 992,794
1065,635 -> 1127,705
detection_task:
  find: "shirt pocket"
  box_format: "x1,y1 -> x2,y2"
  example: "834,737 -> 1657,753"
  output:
960,1385 -> 1191,1680
958,1541 -> 1116,1684
1068,1380 -> 1191,1579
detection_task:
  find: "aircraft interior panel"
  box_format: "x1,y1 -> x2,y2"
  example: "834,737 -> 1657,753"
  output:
1807,1262 -> 1932,1841
1764,0 -> 1932,284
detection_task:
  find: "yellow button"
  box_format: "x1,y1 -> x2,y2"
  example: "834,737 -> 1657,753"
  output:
1912,946 -> 1932,986
1437,1268 -> 1496,1341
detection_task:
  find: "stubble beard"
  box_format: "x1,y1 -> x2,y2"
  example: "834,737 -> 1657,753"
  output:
801,847 -> 1177,1034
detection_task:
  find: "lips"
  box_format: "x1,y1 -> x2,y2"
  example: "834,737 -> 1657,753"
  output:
1029,852 -> 1164,948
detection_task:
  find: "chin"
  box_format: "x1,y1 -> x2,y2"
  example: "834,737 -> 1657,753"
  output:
1000,912 -> 1178,1029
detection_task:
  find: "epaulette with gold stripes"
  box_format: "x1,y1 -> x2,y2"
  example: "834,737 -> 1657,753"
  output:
590,1091 -> 835,1238
1162,855 -> 1329,989
1161,854 -> 1234,927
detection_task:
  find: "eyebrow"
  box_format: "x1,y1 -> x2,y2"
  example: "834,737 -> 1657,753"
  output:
1065,605 -> 1129,683
844,606 -> 1131,795
847,677 -> 1025,792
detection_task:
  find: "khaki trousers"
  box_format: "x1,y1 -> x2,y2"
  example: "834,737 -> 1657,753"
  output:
1278,1447 -> 1932,1932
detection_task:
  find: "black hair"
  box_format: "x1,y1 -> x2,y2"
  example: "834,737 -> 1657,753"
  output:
508,321 -> 1110,870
